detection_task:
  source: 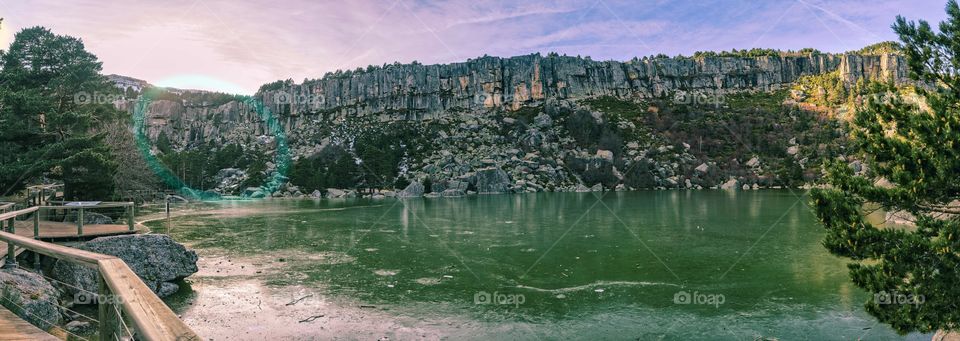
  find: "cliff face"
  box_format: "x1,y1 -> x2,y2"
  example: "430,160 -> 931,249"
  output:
130,52 -> 907,146
124,52 -> 898,196
255,52 -> 907,121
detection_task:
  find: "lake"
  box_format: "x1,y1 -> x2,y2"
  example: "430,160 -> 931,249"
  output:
148,190 -> 930,340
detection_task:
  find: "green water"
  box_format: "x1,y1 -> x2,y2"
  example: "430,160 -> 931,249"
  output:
151,191 -> 929,340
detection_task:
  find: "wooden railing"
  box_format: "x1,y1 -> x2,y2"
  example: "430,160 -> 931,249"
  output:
0,207 -> 200,340
44,201 -> 136,235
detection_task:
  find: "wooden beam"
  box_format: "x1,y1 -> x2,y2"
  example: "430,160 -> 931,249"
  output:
98,258 -> 201,341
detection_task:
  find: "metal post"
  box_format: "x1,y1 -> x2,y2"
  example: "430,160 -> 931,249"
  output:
98,274 -> 120,341
127,203 -> 134,231
77,207 -> 84,236
33,211 -> 40,270
4,219 -> 15,269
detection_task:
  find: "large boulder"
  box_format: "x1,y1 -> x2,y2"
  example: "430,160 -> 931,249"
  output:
326,188 -> 347,198
50,234 -> 198,301
397,181 -> 425,198
0,268 -> 61,330
475,167 -> 511,194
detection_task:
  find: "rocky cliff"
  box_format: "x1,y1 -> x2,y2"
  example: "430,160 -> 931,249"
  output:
257,52 -> 906,121
120,51 -> 905,197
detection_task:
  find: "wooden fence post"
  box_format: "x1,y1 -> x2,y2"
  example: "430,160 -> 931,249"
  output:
127,204 -> 134,231
98,274 -> 121,340
4,218 -> 15,268
33,211 -> 40,269
77,207 -> 84,236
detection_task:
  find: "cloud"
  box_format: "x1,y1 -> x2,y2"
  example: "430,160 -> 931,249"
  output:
0,0 -> 948,94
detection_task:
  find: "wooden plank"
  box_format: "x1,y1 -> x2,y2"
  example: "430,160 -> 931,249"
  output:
0,206 -> 38,221
99,258 -> 201,341
0,230 -> 111,268
0,305 -> 60,341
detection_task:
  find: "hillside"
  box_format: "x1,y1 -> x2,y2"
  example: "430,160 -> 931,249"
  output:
114,49 -> 910,198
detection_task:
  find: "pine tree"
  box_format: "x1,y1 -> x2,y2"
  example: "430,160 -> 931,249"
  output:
0,27 -> 119,198
811,1 -> 960,334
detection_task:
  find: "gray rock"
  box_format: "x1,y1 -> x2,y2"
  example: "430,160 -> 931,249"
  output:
596,150 -> 614,162
441,189 -> 465,197
0,268 -> 61,330
533,113 -> 553,127
311,189 -> 322,198
50,234 -> 198,300
326,188 -> 347,198
65,320 -> 94,333
398,181 -> 425,198
475,167 -> 511,193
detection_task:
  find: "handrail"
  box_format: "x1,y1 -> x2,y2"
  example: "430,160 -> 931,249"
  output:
0,207 -> 200,340
39,202 -> 136,234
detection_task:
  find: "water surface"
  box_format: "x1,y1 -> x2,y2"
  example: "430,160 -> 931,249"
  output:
150,191 -> 928,340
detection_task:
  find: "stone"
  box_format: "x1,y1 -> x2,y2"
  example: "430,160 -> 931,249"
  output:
590,183 -> 603,192
326,188 -> 347,198
533,113 -> 553,127
441,189 -> 465,197
311,189 -> 322,198
65,320 -> 94,333
447,180 -> 468,192
787,145 -> 799,155
695,163 -> 709,173
0,268 -> 61,330
720,178 -> 738,190
595,149 -> 614,162
398,181 -> 425,198
745,157 -> 760,168
475,167 -> 512,193
50,234 -> 198,300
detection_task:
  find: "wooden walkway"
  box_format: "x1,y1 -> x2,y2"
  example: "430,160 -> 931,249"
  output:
0,305 -> 59,341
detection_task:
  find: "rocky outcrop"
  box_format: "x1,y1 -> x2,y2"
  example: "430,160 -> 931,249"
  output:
475,167 -> 511,194
50,234 -> 198,300
397,182 -> 425,198
128,53 -> 907,150
0,268 -> 61,330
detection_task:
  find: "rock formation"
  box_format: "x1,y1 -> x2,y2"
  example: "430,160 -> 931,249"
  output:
50,234 -> 198,299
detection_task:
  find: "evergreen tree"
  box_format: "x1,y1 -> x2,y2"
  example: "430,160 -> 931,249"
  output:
811,1 -> 960,334
0,27 -> 120,198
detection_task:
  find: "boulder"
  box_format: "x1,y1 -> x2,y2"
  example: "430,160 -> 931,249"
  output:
441,189 -> 465,197
720,178 -> 739,190
310,189 -> 322,198
50,234 -> 198,300
397,181 -> 425,198
595,149 -> 614,162
447,180 -> 468,192
326,188 -> 347,198
533,113 -> 553,127
0,268 -> 61,330
694,163 -> 709,173
745,157 -> 760,168
475,167 -> 511,194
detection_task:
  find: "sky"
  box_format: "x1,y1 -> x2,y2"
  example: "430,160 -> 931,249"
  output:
0,0 -> 949,94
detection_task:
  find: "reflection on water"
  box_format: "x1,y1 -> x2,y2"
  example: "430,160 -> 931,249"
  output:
153,191 -> 930,340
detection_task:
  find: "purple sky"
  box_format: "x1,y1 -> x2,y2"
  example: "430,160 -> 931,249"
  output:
0,0 -> 948,94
